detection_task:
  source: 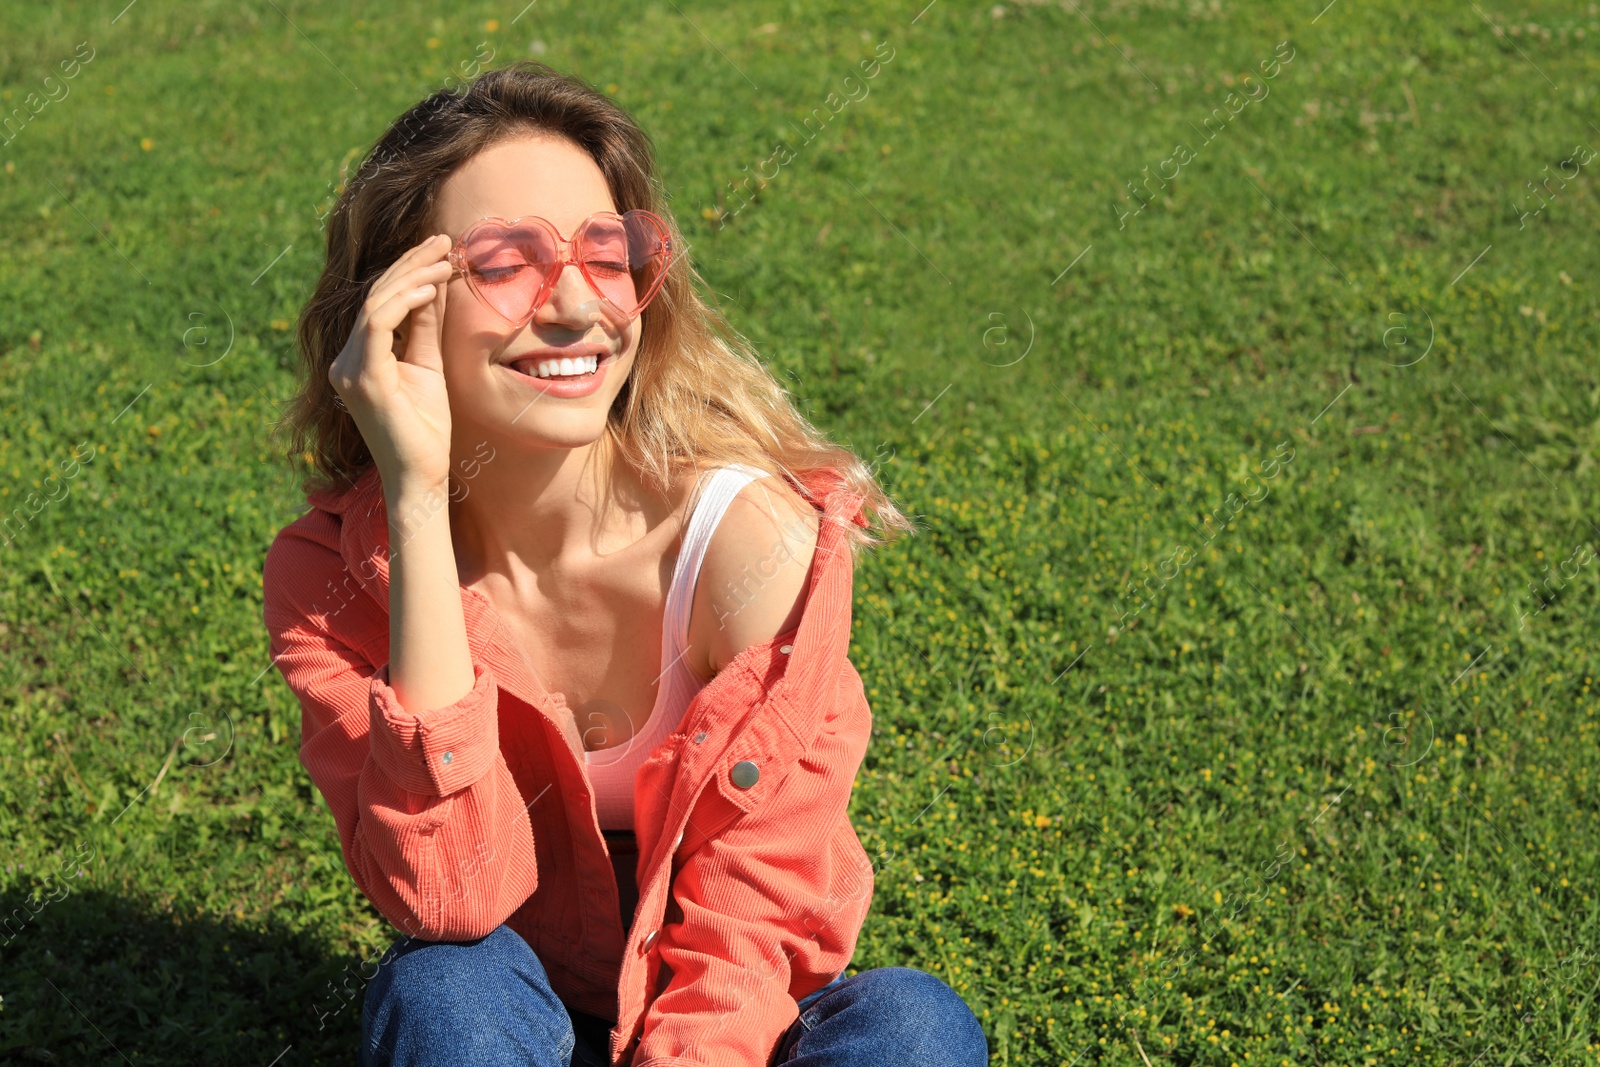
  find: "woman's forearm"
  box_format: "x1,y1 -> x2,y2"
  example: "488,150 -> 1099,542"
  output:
386,480 -> 476,713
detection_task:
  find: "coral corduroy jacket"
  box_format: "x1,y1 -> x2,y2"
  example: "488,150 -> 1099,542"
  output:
260,464 -> 878,1066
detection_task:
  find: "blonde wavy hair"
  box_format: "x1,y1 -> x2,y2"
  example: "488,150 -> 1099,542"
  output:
279,60 -> 912,558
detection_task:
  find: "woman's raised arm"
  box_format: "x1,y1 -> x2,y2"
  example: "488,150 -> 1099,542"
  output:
327,230 -> 477,715
266,233 -> 538,939
263,521 -> 538,942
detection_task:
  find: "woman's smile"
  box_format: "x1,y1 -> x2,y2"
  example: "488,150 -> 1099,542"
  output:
498,347 -> 618,397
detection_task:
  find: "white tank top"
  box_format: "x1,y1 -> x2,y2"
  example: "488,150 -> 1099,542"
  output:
582,462 -> 769,831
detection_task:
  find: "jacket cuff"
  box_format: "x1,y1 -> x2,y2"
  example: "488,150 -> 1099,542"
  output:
367,659 -> 498,796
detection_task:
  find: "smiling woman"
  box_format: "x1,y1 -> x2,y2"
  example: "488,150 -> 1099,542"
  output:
260,60 -> 984,1067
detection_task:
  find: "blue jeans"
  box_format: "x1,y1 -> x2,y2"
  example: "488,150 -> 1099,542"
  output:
359,923 -> 989,1066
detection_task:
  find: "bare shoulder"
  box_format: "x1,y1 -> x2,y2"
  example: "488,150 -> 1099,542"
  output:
688,472 -> 822,678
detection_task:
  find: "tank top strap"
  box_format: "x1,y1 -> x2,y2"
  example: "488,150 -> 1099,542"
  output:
581,462 -> 772,828
661,463 -> 770,664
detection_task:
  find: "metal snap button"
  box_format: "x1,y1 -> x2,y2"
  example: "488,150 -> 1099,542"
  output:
441,751 -> 453,765
640,928 -> 658,953
779,644 -> 793,654
730,760 -> 760,789
672,828 -> 684,850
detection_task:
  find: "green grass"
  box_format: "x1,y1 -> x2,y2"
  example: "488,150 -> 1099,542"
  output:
4,0 -> 1600,1063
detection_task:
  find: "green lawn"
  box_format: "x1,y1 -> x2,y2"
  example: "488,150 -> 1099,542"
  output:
4,0 -> 1600,1063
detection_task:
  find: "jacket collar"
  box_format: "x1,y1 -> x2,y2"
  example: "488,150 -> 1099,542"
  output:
308,462 -> 868,755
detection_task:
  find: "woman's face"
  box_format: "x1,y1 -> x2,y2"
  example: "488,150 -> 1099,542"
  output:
429,133 -> 642,454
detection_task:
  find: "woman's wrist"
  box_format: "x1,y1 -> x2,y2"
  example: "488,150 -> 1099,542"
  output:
383,471 -> 474,714
382,471 -> 452,522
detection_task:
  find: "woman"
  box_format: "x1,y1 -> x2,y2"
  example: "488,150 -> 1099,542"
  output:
261,62 -> 989,1067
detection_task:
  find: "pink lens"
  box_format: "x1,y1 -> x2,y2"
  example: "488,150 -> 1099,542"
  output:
455,210 -> 673,327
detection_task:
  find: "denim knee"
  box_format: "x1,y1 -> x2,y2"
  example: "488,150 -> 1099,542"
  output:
791,965 -> 989,1066
360,924 -> 576,1067
873,967 -> 988,1064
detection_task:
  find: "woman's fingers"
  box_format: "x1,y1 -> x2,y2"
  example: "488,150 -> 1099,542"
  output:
360,285 -> 439,379
367,283 -> 438,336
330,283 -> 439,397
324,233 -> 460,493
401,267 -> 449,376
372,233 -> 450,291
330,232 -> 452,391
366,231 -> 454,313
363,246 -> 453,332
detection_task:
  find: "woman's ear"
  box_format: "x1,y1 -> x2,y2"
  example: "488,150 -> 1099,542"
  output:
394,319 -> 409,361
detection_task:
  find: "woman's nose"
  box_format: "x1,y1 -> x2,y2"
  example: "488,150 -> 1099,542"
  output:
535,262 -> 603,327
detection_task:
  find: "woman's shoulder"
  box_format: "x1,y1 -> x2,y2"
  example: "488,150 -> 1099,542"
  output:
687,463 -> 823,677
261,503 -> 355,634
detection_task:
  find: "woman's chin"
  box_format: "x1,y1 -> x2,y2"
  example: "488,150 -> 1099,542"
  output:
488,409 -> 615,452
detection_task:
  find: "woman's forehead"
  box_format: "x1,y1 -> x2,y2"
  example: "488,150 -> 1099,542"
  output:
435,134 -> 616,235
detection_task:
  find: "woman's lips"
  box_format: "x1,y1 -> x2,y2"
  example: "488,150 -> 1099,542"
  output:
500,352 -> 614,399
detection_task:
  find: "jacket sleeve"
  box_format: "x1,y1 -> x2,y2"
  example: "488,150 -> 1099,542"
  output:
261,524 -> 539,943
631,658 -> 877,1067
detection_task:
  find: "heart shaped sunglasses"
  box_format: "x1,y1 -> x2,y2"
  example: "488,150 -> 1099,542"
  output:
444,209 -> 676,328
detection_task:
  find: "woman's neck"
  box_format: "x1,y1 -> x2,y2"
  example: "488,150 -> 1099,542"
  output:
445,428 -> 670,587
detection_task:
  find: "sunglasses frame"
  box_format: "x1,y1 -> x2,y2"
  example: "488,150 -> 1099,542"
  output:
445,209 -> 676,329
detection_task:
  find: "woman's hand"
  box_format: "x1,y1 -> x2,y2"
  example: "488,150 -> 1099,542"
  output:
327,233 -> 457,496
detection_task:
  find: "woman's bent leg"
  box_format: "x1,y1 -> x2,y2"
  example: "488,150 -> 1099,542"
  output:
360,924 -> 577,1067
773,966 -> 989,1066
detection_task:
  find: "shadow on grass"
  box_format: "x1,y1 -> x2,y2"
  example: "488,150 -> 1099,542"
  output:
0,886 -> 368,1066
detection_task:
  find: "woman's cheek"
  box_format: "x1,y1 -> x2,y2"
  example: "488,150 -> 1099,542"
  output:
439,301 -> 480,380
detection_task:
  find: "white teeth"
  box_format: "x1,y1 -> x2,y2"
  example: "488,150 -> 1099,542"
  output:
520,354 -> 599,379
